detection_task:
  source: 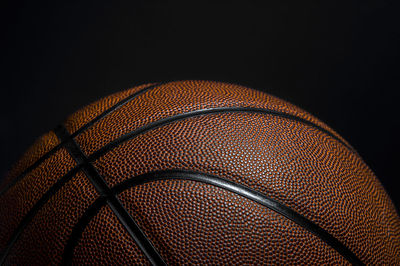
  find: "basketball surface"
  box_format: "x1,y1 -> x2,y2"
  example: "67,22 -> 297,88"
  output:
0,80 -> 399,265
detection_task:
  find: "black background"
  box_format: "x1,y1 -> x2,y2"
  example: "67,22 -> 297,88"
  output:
1,1 -> 399,209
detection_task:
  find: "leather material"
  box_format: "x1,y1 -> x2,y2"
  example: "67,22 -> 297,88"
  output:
1,80 -> 399,265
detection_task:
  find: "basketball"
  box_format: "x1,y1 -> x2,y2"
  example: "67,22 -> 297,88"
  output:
0,80 -> 399,264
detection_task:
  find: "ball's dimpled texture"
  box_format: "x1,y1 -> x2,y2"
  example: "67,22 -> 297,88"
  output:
0,131 -> 61,192
118,179 -> 348,265
73,205 -> 149,265
64,83 -> 156,134
0,148 -> 75,254
5,172 -> 98,264
72,81 -> 349,156
0,80 -> 399,265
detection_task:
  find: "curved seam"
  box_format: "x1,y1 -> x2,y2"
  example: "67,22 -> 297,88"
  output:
54,125 -> 166,266
1,106 -> 358,264
0,166 -> 82,264
69,82 -> 161,138
0,83 -> 161,198
62,170 -> 364,265
88,107 -> 355,162
0,144 -> 62,197
0,93 -> 353,198
61,196 -> 108,265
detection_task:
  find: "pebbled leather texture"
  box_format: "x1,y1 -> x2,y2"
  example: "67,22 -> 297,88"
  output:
0,80 -> 399,265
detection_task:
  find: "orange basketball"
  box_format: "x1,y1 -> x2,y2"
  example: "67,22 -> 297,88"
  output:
0,80 -> 399,265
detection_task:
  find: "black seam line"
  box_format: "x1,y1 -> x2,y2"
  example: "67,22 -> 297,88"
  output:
0,166 -> 81,265
69,82 -> 161,139
0,106 -> 355,264
0,83 -> 161,198
54,125 -> 166,266
0,145 -> 61,197
61,196 -> 107,265
111,170 -> 364,265
0,105 -> 353,264
88,107 -> 355,163
62,170 -> 364,266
